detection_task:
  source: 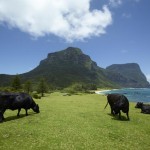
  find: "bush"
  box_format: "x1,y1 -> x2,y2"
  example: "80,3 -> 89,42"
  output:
63,83 -> 97,95
32,93 -> 41,99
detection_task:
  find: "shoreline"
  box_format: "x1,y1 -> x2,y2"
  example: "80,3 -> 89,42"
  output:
95,89 -> 111,94
95,89 -> 118,95
95,88 -> 150,103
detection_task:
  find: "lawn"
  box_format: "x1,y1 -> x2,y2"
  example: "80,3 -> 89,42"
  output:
0,92 -> 150,150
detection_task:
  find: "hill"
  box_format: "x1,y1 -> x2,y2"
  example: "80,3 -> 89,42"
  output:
105,63 -> 150,88
0,47 -> 149,88
21,47 -> 115,88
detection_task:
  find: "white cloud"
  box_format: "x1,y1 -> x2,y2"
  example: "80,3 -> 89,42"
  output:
146,74 -> 150,83
109,0 -> 122,7
0,0 -> 112,42
109,0 -> 140,8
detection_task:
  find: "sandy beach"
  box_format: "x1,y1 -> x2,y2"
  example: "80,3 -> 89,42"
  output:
95,89 -> 119,95
95,89 -> 111,94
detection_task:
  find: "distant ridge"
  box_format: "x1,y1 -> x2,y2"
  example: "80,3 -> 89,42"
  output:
0,47 -> 149,88
105,63 -> 150,88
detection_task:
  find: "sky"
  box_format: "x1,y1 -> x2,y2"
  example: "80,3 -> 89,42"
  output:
0,0 -> 150,82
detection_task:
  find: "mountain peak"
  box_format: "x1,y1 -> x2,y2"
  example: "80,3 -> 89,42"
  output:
65,47 -> 83,54
40,47 -> 96,71
31,47 -> 103,87
47,47 -> 82,58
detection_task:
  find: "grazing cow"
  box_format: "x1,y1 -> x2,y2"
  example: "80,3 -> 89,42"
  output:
135,102 -> 150,114
0,92 -> 40,122
104,94 -> 122,115
104,94 -> 129,120
135,102 -> 144,108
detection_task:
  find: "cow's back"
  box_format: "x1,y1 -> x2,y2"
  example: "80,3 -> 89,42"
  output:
0,92 -> 31,110
107,94 -> 122,106
141,105 -> 150,114
0,94 -> 15,109
14,93 -> 34,109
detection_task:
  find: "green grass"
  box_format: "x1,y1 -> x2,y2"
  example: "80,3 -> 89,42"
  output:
0,92 -> 150,150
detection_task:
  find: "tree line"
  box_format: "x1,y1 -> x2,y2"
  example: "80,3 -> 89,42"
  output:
0,74 -> 97,97
0,75 -> 48,98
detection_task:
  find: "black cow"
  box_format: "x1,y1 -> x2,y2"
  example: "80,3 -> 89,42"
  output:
0,92 -> 40,122
135,102 -> 144,108
135,102 -> 150,114
104,94 -> 121,115
104,94 -> 129,120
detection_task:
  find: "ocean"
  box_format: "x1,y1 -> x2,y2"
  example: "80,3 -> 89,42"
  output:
96,88 -> 150,103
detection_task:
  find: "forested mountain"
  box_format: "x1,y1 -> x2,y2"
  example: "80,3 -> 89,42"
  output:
105,63 -> 150,88
0,47 -> 149,88
20,47 -> 115,88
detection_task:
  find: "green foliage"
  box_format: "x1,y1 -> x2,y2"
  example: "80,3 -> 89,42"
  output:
82,83 -> 97,91
63,83 -> 84,94
63,83 -> 97,94
11,75 -> 22,91
48,84 -> 57,91
37,78 -> 49,97
0,86 -> 13,92
23,80 -> 32,94
32,93 -> 41,99
0,93 -> 149,150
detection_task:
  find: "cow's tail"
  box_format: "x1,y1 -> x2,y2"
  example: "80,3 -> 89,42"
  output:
104,101 -> 108,109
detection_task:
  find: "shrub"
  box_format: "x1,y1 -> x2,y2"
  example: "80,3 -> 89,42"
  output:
32,93 -> 41,99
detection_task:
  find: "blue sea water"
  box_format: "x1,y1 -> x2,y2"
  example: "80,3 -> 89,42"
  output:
97,88 -> 150,103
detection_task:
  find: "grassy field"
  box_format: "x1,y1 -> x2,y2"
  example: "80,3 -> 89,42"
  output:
0,92 -> 150,150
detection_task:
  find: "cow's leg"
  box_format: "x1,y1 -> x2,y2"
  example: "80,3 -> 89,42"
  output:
1,109 -> 6,120
111,107 -> 114,115
0,117 -> 3,123
126,112 -> 130,120
17,108 -> 21,117
141,108 -> 144,113
118,111 -> 121,119
0,112 -> 3,122
25,109 -> 28,116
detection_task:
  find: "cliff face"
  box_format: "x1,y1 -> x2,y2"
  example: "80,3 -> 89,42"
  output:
105,63 -> 150,88
0,47 -> 149,88
40,47 -> 97,71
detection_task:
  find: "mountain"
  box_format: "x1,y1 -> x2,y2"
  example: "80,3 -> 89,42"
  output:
0,74 -> 14,86
105,63 -> 150,88
21,47 -> 115,88
0,47 -> 149,88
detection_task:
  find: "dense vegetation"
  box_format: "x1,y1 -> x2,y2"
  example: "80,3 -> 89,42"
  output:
0,93 -> 149,150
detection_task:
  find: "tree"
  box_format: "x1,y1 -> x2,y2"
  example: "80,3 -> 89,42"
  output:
37,78 -> 48,97
11,75 -> 22,91
24,80 -> 32,94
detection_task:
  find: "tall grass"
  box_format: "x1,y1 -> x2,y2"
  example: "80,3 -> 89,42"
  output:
0,92 -> 150,150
